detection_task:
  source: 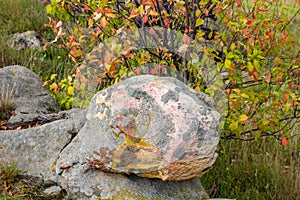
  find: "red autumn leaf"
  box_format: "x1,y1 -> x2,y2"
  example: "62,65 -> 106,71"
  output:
100,17 -> 108,28
163,18 -> 171,28
68,35 -> 75,43
283,93 -> 288,103
82,77 -> 88,85
276,75 -> 281,84
243,28 -> 250,36
103,8 -> 114,14
216,5 -> 222,13
150,68 -> 158,75
248,70 -> 253,76
280,135 -> 288,147
223,89 -> 231,94
75,67 -> 81,78
105,51 -> 113,64
289,82 -> 294,90
204,8 -> 209,16
96,7 -> 101,14
51,83 -> 58,95
253,73 -> 258,82
149,27 -> 155,35
135,67 -> 141,75
265,74 -> 271,83
42,81 -> 48,88
183,33 -> 190,45
142,15 -> 148,23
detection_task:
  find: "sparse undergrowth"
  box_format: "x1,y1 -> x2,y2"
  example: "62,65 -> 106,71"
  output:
201,124 -> 300,200
0,0 -> 75,87
0,163 -> 66,200
0,85 -> 16,121
0,163 -> 40,200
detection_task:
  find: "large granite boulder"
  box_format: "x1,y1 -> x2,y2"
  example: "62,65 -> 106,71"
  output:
57,75 -> 220,182
0,65 -> 60,123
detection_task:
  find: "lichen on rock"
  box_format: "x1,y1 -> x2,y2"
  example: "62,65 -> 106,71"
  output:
61,75 -> 220,182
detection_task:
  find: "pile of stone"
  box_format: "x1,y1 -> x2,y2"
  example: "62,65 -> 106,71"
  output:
0,66 -> 221,199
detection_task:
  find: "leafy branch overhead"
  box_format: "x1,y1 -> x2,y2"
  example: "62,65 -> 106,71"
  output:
44,0 -> 299,143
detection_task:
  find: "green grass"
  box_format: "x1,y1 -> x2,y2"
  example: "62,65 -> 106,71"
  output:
201,124 -> 300,200
0,0 -> 75,82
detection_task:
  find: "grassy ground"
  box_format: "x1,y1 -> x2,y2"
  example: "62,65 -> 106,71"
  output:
0,0 -> 74,81
0,0 -> 299,199
201,124 -> 300,200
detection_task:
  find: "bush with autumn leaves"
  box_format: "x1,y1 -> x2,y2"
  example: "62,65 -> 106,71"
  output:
44,0 -> 299,143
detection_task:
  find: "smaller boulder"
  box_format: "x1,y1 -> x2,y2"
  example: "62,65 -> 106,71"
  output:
0,65 -> 60,123
10,31 -> 42,50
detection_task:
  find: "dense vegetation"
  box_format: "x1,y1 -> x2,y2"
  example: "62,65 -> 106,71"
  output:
0,0 -> 299,199
44,0 -> 299,142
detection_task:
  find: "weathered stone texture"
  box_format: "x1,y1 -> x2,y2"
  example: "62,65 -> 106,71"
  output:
0,65 -> 60,123
57,164 -> 210,199
0,70 -> 220,199
0,108 -> 87,180
57,75 -> 220,182
10,31 -> 42,50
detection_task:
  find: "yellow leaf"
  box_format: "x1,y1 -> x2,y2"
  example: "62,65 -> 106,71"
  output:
196,9 -> 201,17
137,4 -> 144,15
241,93 -> 249,99
196,18 -> 204,26
67,86 -> 74,96
106,13 -> 116,18
229,121 -> 238,131
238,114 -> 248,122
50,74 -> 57,80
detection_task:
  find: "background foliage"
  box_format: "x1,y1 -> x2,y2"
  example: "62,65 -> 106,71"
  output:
44,0 -> 299,142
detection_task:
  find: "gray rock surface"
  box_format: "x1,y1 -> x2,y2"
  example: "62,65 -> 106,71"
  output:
0,73 -> 220,199
0,65 -> 60,123
58,165 -> 210,199
10,31 -> 42,50
0,108 -> 87,180
57,75 -> 220,182
42,185 -> 63,197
